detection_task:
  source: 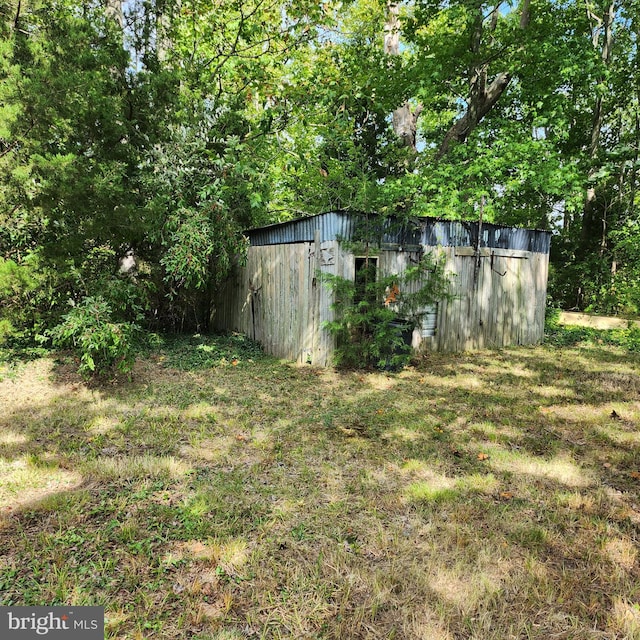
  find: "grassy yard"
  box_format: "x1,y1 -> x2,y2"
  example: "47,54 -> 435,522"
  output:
1,335 -> 640,639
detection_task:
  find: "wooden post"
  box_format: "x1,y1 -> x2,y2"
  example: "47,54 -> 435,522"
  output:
311,230 -> 322,364
474,195 -> 485,289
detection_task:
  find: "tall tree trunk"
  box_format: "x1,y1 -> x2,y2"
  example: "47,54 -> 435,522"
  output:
436,0 -> 530,160
629,105 -> 640,219
384,1 -> 422,151
156,2 -> 172,62
581,0 -> 616,249
104,0 -> 123,30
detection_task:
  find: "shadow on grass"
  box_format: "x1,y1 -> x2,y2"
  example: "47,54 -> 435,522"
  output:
1,340 -> 640,638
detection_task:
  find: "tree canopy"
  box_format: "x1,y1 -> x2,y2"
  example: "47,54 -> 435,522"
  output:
1,0 -> 639,344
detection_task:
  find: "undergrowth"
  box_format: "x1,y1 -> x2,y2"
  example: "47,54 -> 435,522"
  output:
545,310 -> 640,351
157,332 -> 267,370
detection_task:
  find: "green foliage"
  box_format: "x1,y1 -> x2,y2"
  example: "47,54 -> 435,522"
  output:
322,252 -> 450,370
544,315 -> 640,353
549,223 -> 640,317
3,0 -> 640,344
0,253 -> 64,345
1,0 -> 318,341
158,333 -> 266,371
322,286 -> 412,370
49,297 -> 140,377
0,257 -> 34,343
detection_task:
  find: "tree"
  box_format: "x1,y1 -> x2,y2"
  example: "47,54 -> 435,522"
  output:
0,0 -> 331,340
3,0 -> 640,350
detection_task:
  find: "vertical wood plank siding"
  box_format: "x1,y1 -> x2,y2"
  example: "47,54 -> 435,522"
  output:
213,240 -> 351,366
214,241 -> 548,366
427,248 -> 548,352
214,232 -> 549,365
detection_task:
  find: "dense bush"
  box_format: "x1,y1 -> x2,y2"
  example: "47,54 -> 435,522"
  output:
49,296 -> 140,377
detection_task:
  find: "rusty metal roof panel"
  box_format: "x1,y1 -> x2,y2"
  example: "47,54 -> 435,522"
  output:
246,212 -> 551,254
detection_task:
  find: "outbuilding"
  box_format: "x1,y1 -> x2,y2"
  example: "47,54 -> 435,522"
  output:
213,212 -> 551,366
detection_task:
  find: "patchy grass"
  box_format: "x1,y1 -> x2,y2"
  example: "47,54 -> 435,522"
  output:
2,335 -> 640,639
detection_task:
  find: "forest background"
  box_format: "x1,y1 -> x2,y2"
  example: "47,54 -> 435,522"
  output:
1,0 -> 639,350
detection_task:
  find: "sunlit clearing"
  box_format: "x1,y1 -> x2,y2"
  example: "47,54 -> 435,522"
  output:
435,374 -> 484,391
603,538 -> 637,572
184,494 -> 209,518
0,431 -> 28,445
271,497 -> 300,517
179,437 -> 235,462
82,455 -> 190,480
86,415 -> 120,434
507,365 -> 534,379
103,610 -> 129,636
182,403 -> 218,420
595,425 -> 640,447
320,467 -> 348,503
388,427 -> 422,441
406,481 -> 459,504
401,461 -> 453,484
0,457 -> 82,511
217,538 -> 249,574
169,540 -> 220,563
365,373 -> 398,390
428,562 -> 504,614
469,421 -> 520,441
548,402 -> 640,425
610,597 -> 640,637
164,538 -> 248,570
456,473 -> 499,494
536,385 -> 575,399
404,615 -> 455,640
490,451 -> 592,487
403,462 -> 498,498
555,491 -> 598,513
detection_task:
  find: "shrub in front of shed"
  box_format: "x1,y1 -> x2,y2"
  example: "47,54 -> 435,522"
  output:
322,252 -> 450,370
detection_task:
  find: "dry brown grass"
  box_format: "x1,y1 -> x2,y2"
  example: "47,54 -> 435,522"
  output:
1,340 -> 640,639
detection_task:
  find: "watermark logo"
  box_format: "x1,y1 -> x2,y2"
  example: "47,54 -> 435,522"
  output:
0,607 -> 103,639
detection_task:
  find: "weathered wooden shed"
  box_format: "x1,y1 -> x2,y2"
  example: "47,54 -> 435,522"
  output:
213,212 -> 551,366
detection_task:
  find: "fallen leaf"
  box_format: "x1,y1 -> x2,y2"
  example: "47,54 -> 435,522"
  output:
630,471 -> 640,480
603,462 -> 612,469
477,452 -> 489,461
499,491 -> 513,500
235,434 -> 249,442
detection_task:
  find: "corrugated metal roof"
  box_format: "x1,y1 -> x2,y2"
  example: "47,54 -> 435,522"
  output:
247,212 -> 551,254
246,212 -> 354,246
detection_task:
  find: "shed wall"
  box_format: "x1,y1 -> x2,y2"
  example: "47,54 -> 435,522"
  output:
214,237 -> 351,366
215,241 -> 549,365
431,247 -> 548,351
